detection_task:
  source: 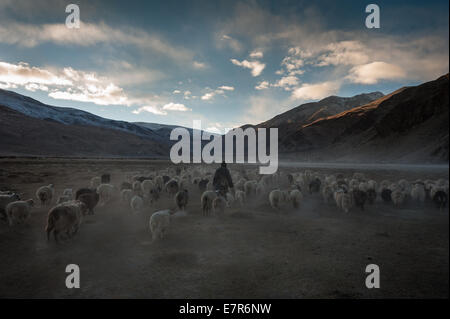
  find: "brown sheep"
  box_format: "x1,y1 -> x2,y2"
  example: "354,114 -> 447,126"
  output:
46,201 -> 87,242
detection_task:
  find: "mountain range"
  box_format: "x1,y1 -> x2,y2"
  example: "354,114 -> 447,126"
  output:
0,74 -> 448,163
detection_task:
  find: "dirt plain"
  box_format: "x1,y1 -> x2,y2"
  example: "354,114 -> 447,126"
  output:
0,158 -> 448,298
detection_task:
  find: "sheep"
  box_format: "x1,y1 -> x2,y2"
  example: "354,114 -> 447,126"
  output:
56,195 -> 71,204
352,189 -> 367,211
165,179 -> 179,196
198,179 -> 209,192
411,184 -> 426,203
130,195 -> 144,214
309,178 -> 321,194
381,188 -> 392,202
97,183 -> 115,206
149,209 -> 171,241
322,185 -> 334,204
6,199 -> 34,226
235,190 -> 246,207
101,174 -> 110,184
366,189 -> 377,205
45,200 -> 88,242
0,193 -> 21,221
90,177 -> 101,188
154,175 -> 164,192
225,192 -> 235,207
175,189 -> 189,211
244,180 -> 257,197
433,191 -> 448,210
289,189 -> 303,209
255,182 -> 266,198
62,188 -> 73,199
36,184 -> 54,206
75,188 -> 99,215
269,189 -> 285,210
120,189 -> 133,204
141,179 -> 155,196
391,189 -> 405,207
339,193 -> 352,213
132,181 -> 142,196
213,196 -> 227,215
201,190 -> 217,216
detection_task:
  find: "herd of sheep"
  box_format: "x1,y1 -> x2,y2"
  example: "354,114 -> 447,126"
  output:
0,166 -> 448,243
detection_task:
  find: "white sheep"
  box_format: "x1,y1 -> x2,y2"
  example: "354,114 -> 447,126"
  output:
244,180 -> 257,197
175,189 -> 189,211
213,196 -> 227,214
149,209 -> 171,241
235,190 -> 246,207
97,183 -> 115,206
120,189 -> 133,204
0,193 -> 21,220
36,184 -> 54,206
6,199 -> 34,226
336,192 -> 352,213
141,179 -> 155,196
130,195 -> 144,214
56,195 -> 71,204
201,190 -> 217,216
411,184 -> 426,203
225,192 -> 235,207
289,189 -> 303,209
269,189 -> 285,210
391,189 -> 406,207
90,177 -> 101,188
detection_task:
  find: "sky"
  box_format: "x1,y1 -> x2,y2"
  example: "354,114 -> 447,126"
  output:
0,0 -> 448,133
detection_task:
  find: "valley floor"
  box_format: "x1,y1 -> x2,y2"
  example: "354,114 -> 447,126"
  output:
0,159 -> 448,298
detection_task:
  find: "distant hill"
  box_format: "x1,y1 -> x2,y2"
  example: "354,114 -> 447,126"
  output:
271,74 -> 449,163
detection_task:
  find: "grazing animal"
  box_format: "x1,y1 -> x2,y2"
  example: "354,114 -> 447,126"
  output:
101,174 -> 110,184
381,188 -> 392,202
165,179 -> 179,196
366,189 -> 377,205
0,193 -> 21,221
120,189 -> 133,204
90,177 -> 101,188
120,182 -> 132,191
269,189 -> 284,210
97,184 -> 115,206
198,179 -> 209,192
201,191 -> 217,216
45,200 -> 87,242
149,209 -> 171,241
62,188 -> 73,199
391,189 -> 405,207
235,190 -> 246,207
289,189 -> 303,209
309,178 -> 321,194
213,196 -> 227,215
76,188 -> 99,215
6,199 -> 34,226
130,195 -> 144,214
353,190 -> 367,211
433,191 -> 448,210
175,189 -> 189,211
56,195 -> 71,204
36,184 -> 54,206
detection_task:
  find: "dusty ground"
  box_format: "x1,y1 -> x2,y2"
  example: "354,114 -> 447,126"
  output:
0,158 -> 448,299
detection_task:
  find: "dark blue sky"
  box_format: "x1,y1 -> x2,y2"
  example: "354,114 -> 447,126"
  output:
0,0 -> 448,132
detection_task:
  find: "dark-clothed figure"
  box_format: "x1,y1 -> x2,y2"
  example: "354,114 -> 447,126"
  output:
213,162 -> 234,196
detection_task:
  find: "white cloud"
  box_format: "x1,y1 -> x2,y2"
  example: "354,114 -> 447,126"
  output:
0,22 -> 195,64
273,76 -> 299,90
249,50 -> 263,59
291,81 -> 341,100
219,34 -> 243,52
162,103 -> 191,111
255,80 -> 269,90
193,61 -> 207,69
201,92 -> 215,100
230,59 -> 265,76
347,61 -> 406,84
316,41 -> 369,66
132,105 -> 167,115
218,85 -> 234,91
173,89 -> 181,94
0,61 -> 72,86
